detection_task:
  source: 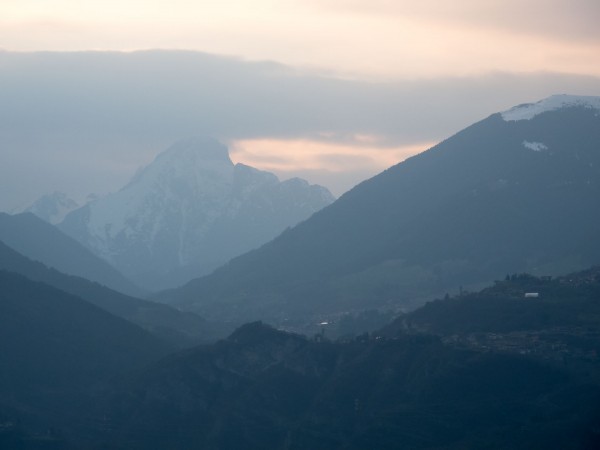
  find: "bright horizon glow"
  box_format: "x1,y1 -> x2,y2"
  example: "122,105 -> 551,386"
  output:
2,0 -> 599,79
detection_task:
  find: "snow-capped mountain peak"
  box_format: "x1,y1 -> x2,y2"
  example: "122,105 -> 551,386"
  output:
60,137 -> 335,291
23,192 -> 80,225
501,94 -> 600,121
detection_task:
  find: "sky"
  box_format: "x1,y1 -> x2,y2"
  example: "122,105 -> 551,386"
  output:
1,0 -> 600,211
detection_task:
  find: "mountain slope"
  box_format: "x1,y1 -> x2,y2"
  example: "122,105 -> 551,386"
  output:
0,270 -> 171,442
0,212 -> 142,296
162,95 -> 600,327
0,240 -> 226,346
60,137 -> 334,291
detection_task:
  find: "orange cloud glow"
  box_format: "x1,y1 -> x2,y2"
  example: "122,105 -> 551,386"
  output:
229,137 -> 434,194
231,137 -> 431,171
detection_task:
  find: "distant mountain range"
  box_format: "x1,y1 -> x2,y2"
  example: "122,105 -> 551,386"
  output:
59,137 -> 334,291
0,240 -> 227,346
160,95 -> 600,330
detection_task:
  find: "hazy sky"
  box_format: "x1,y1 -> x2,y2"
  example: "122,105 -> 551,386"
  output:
1,1 -> 600,211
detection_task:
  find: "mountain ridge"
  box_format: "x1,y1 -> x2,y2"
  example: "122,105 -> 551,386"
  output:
0,239 -> 229,346
160,95 -> 600,331
0,211 -> 143,296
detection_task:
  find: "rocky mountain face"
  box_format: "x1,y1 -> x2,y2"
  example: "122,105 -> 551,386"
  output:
59,137 -> 334,291
161,95 -> 600,329
22,191 -> 80,225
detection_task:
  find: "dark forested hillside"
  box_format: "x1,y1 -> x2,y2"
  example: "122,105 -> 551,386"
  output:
381,267 -> 600,369
105,321 -> 600,450
388,267 -> 600,334
108,267 -> 600,449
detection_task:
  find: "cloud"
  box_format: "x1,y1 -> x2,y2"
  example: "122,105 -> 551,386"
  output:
316,153 -> 376,167
1,50 -> 600,210
230,137 -> 434,195
3,50 -> 600,142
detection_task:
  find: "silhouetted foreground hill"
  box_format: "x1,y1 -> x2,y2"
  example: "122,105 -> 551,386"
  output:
0,240 -> 230,346
161,96 -> 600,331
0,270 -> 171,447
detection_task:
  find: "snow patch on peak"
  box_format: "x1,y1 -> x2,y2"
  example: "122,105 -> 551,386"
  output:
522,141 -> 548,152
86,137 -> 237,246
24,192 -> 80,224
501,95 -> 600,121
